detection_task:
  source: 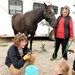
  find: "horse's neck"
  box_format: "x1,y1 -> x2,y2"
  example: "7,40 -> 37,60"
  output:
32,8 -> 44,23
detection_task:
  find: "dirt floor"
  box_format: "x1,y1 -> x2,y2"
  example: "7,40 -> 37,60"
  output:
0,38 -> 75,75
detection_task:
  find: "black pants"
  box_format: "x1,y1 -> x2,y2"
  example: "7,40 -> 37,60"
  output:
52,37 -> 69,60
73,59 -> 75,70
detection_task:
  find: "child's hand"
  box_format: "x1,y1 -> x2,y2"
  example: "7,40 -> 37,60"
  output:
23,53 -> 30,60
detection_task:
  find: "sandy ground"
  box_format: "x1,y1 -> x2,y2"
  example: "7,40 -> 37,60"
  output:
0,38 -> 75,75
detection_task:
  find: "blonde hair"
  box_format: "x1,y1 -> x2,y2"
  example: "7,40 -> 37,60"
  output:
56,59 -> 70,75
13,32 -> 28,47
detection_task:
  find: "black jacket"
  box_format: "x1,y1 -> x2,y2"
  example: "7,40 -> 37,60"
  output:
5,44 -> 31,69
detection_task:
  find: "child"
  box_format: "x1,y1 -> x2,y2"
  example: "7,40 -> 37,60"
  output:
55,59 -> 70,75
5,32 -> 36,75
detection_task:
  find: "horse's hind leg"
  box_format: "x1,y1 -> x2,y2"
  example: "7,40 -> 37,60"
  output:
12,24 -> 18,35
13,29 -> 18,35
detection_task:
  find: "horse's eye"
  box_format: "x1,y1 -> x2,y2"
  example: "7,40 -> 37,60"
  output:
49,12 -> 51,14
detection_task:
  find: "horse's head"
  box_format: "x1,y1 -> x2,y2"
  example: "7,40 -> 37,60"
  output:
44,3 -> 57,28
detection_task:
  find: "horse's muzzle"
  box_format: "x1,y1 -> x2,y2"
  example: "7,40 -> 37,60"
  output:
50,21 -> 57,28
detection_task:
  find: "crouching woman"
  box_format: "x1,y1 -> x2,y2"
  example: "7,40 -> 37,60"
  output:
5,32 -> 36,75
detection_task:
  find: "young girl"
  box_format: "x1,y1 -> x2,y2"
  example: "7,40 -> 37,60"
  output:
55,59 -> 70,75
5,32 -> 36,75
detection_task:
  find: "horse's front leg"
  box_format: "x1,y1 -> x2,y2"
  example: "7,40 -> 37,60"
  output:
30,34 -> 34,51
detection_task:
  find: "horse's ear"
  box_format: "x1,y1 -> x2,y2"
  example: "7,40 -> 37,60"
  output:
51,4 -> 53,7
44,3 -> 47,8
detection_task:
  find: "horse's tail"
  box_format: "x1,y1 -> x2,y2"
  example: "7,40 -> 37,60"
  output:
12,13 -> 20,35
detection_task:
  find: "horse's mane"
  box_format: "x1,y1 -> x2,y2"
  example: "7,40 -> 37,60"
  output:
24,7 -> 44,16
32,7 -> 44,12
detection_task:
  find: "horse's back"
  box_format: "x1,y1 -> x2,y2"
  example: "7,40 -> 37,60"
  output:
23,8 -> 42,26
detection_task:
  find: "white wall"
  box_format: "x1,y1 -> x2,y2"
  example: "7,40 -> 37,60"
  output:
0,0 -> 14,36
23,0 -> 33,13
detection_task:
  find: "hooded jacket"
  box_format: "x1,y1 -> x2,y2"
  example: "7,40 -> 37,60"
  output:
5,44 -> 30,69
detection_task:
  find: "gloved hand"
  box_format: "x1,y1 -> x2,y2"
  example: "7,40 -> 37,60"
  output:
23,53 -> 30,60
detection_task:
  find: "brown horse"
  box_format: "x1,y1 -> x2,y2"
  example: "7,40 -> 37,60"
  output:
12,3 -> 57,50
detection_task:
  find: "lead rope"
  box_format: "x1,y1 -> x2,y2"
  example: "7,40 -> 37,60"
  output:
54,39 -> 73,60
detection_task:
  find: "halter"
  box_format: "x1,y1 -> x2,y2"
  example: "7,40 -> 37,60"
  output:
43,6 -> 55,21
44,11 -> 55,22
43,6 -> 57,27
46,14 -> 55,20
44,12 -> 57,28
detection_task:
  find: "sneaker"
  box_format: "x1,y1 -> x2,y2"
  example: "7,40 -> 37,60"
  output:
50,57 -> 56,61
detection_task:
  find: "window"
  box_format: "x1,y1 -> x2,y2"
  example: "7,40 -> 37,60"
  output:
33,2 -> 44,9
53,5 -> 58,14
33,2 -> 58,14
8,0 -> 23,15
